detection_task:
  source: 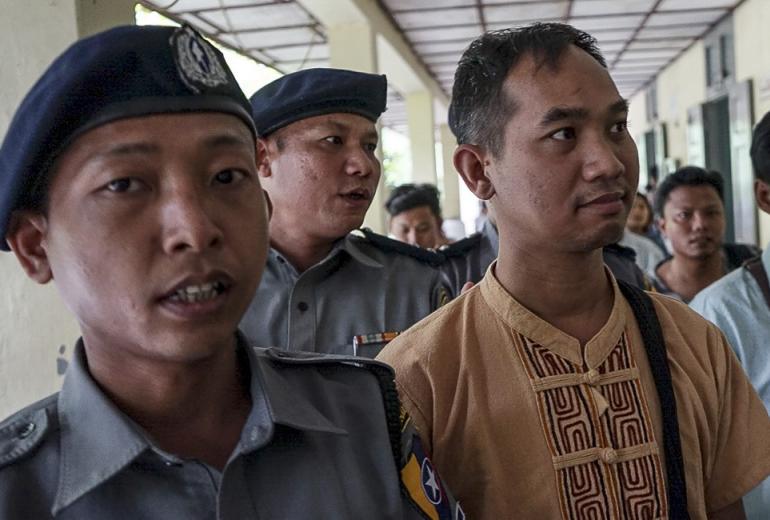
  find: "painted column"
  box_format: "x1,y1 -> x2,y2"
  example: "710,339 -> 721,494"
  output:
439,123 -> 461,219
406,90 -> 437,185
0,0 -> 135,419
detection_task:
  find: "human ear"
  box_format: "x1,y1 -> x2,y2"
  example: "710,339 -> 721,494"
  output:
5,210 -> 53,284
756,179 -> 770,214
453,144 -> 495,200
256,138 -> 274,179
657,216 -> 668,238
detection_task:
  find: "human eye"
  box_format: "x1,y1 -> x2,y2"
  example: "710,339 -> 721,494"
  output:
103,177 -> 143,193
323,136 -> 343,145
213,169 -> 247,185
676,211 -> 691,221
364,141 -> 378,153
550,128 -> 576,141
610,120 -> 629,134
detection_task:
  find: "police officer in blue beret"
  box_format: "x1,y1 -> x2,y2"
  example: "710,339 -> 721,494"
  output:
0,24 -> 460,519
240,68 -> 451,357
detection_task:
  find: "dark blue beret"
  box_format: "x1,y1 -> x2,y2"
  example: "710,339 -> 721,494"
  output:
0,24 -> 254,251
250,68 -> 387,136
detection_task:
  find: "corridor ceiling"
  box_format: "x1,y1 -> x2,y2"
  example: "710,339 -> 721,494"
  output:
142,0 -> 745,129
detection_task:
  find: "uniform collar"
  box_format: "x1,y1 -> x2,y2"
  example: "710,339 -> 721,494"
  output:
53,341 -> 150,515
268,232 -> 382,273
53,336 -> 347,514
479,261 -> 627,368
341,232 -> 383,268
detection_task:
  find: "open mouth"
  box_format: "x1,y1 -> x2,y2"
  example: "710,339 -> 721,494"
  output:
341,188 -> 371,202
166,281 -> 228,304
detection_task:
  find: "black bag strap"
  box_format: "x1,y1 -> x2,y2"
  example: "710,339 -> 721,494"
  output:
617,280 -> 690,520
743,256 -> 770,309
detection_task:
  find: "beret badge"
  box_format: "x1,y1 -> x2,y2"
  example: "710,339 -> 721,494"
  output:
170,25 -> 228,93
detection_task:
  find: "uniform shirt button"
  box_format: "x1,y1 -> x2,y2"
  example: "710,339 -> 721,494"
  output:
18,422 -> 36,439
297,301 -> 309,312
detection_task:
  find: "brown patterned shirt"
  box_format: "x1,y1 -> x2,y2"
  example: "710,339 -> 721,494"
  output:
377,264 -> 770,519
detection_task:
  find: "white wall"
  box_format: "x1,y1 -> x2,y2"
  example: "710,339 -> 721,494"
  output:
0,0 -> 134,419
734,0 -> 770,246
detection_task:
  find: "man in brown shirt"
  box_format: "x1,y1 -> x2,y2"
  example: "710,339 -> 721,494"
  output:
377,23 -> 770,520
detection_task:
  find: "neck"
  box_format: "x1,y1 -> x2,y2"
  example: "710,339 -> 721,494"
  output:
495,237 -> 614,346
84,335 -> 251,470
660,251 -> 724,300
269,214 -> 337,273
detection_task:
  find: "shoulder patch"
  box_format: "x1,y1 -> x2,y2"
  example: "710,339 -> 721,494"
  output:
603,242 -> 637,262
437,232 -> 482,258
356,228 -> 444,267
0,405 -> 52,470
400,413 -> 464,519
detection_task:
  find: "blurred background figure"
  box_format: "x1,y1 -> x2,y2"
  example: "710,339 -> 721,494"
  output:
690,110 -> 770,520
652,166 -> 760,301
626,192 -> 668,253
619,192 -> 667,276
386,183 -> 450,249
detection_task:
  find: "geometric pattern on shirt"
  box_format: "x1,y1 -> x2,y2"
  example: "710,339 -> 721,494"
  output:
511,331 -> 668,520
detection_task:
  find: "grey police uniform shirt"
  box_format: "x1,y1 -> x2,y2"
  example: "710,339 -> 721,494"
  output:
441,219 -> 649,294
0,337 -> 446,519
239,230 -> 451,358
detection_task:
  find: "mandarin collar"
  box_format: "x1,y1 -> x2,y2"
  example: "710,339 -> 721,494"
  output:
479,262 -> 627,368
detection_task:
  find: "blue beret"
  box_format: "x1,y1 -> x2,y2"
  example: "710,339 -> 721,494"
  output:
0,24 -> 254,251
250,68 -> 387,136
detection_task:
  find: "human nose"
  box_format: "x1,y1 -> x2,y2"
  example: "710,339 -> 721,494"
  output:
345,146 -> 377,177
582,135 -> 625,182
691,211 -> 708,231
160,184 -> 223,254
406,229 -> 419,246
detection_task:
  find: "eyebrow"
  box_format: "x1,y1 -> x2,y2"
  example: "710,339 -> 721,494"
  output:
90,132 -> 252,162
323,119 -> 379,142
538,98 -> 630,128
200,132 -> 253,149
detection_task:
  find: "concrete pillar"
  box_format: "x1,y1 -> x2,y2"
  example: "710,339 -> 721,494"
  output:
327,22 -> 387,234
0,0 -> 135,419
406,91 -> 437,185
439,124 -> 461,219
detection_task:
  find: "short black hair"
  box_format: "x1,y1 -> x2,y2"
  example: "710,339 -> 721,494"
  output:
385,183 -> 442,219
750,111 -> 770,184
654,166 -> 725,217
448,22 -> 606,157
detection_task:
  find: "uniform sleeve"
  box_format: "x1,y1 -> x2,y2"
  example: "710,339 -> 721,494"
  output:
703,323 -> 770,512
398,411 -> 465,520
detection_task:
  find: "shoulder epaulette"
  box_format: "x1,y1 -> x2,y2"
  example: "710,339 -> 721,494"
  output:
0,395 -> 56,470
603,242 -> 637,262
356,228 -> 444,267
257,347 -> 403,466
437,232 -> 482,258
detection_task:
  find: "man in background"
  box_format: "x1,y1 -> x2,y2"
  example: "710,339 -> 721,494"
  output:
239,69 -> 451,357
691,111 -> 770,519
652,166 -> 759,301
386,183 -> 450,249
